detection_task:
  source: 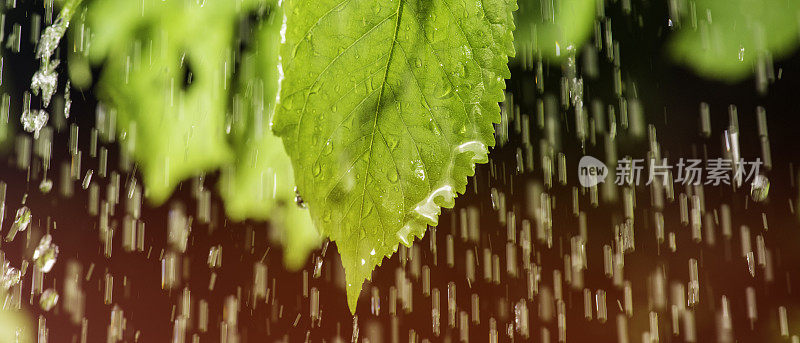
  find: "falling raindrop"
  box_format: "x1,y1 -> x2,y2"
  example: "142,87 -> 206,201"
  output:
0,264 -> 21,290
33,234 -> 60,273
39,288 -> 59,311
63,80 -> 71,119
39,178 -> 53,193
750,174 -> 769,202
5,206 -> 32,242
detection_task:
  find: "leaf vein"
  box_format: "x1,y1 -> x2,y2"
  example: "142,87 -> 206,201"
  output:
355,0 -> 405,233
294,11 -> 399,164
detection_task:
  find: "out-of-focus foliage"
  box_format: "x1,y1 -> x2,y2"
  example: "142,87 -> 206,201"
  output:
514,0 -> 596,62
88,0 -> 238,203
218,4 -> 320,269
669,0 -> 800,81
85,0 -> 318,268
0,290 -> 34,343
273,0 -> 517,312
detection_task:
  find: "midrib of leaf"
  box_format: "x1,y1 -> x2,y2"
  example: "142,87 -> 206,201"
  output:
291,12 -> 395,134
291,11 -> 398,199
357,0 -> 405,232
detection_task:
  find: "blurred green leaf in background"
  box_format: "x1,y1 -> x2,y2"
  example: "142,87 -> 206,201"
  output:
218,3 -> 320,270
669,0 -> 800,84
86,0 -> 318,269
514,0 -> 597,62
0,289 -> 33,343
88,0 -> 240,203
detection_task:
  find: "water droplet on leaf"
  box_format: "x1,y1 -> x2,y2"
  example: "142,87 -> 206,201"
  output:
294,187 -> 307,208
387,169 -> 399,183
313,162 -> 322,177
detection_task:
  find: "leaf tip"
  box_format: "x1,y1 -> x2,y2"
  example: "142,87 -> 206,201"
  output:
345,277 -> 363,314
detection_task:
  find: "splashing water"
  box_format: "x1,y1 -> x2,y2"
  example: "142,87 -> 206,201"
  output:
21,109 -> 49,139
30,60 -> 59,107
35,17 -> 70,62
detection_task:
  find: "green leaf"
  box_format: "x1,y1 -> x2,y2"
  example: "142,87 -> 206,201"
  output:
219,8 -> 320,269
514,0 -> 596,61
275,200 -> 321,270
274,0 -> 516,312
669,0 -> 800,81
87,0 -> 320,267
0,287 -> 33,343
220,7 -> 287,222
87,0 -> 259,203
